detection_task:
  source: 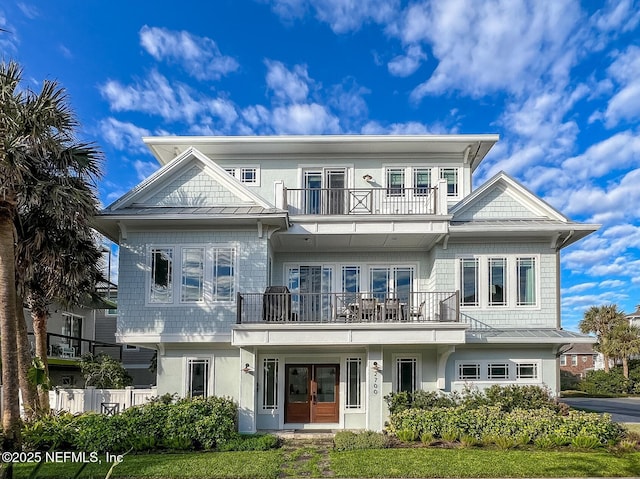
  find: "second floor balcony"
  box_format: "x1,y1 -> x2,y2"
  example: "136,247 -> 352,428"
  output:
28,332 -> 123,362
236,289 -> 459,324
282,181 -> 448,217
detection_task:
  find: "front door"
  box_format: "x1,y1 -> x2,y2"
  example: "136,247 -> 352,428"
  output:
285,364 -> 339,424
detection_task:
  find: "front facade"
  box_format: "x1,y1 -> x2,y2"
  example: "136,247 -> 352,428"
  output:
95,135 -> 597,432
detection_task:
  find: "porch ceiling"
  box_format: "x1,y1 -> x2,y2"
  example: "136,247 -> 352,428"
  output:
231,323 -> 468,347
271,219 -> 449,252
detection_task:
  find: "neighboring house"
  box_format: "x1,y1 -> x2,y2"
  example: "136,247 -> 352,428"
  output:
93,287 -> 156,386
94,134 -> 598,433
627,305 -> 640,328
25,297 -> 122,387
559,343 -> 602,378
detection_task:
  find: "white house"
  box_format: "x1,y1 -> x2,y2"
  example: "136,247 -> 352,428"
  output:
94,134 -> 597,432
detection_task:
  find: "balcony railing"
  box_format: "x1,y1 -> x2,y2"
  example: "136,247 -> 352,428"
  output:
285,187 -> 438,215
27,332 -> 123,361
236,290 -> 459,324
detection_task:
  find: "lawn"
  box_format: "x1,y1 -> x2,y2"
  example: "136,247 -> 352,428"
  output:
8,447 -> 640,478
330,448 -> 640,478
11,450 -> 284,479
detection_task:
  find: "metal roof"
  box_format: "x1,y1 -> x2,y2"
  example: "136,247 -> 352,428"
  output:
466,328 -> 595,344
99,205 -> 286,216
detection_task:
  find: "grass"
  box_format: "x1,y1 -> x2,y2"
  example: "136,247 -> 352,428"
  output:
11,450 -> 283,479
330,448 -> 640,478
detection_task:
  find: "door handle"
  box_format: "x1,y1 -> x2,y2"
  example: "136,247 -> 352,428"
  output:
312,393 -> 317,405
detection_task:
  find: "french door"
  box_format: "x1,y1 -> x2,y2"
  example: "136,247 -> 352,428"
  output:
285,364 -> 339,424
304,169 -> 346,214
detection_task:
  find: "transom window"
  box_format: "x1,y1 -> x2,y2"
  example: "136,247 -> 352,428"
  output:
224,166 -> 260,185
148,245 -> 237,305
456,360 -> 540,382
458,255 -> 539,308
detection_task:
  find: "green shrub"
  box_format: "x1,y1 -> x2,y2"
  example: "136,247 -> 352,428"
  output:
579,369 -> 630,395
396,429 -> 418,442
22,412 -> 76,451
384,391 -> 412,415
333,430 -> 390,451
533,436 -> 554,449
420,432 -> 435,445
459,434 -> 479,447
571,435 -> 601,449
493,435 -> 516,450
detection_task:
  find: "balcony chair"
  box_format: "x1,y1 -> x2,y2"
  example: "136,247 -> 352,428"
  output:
409,301 -> 425,321
263,286 -> 292,321
383,298 -> 402,321
359,297 -> 379,321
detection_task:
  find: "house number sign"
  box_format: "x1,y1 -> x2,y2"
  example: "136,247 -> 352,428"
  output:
372,369 -> 379,395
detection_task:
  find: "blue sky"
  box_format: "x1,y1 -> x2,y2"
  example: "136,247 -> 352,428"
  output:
2,0 -> 640,331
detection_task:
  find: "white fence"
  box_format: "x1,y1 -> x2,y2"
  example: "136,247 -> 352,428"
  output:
1,386 -> 159,416
48,386 -> 158,415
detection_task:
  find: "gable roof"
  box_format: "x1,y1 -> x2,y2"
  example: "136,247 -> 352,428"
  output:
94,147 -> 288,242
448,172 -> 599,248
106,147 -> 273,211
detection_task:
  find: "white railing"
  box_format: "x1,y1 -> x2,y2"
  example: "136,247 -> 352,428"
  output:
47,386 -> 158,415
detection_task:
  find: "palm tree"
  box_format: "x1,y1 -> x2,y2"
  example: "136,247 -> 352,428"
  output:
579,304 -> 627,372
0,61 -> 102,447
605,323 -> 640,379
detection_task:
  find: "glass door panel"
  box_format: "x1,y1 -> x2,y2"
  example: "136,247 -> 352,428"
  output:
285,365 -> 310,423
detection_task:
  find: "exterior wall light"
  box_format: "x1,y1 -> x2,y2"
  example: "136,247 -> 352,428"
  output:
372,361 -> 381,372
242,363 -> 253,373
363,174 -> 373,181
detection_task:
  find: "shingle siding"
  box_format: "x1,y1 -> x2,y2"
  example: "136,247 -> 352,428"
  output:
454,187 -> 540,221
118,229 -> 268,337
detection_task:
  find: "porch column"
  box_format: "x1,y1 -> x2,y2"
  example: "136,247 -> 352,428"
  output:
238,348 -> 257,433
366,346 -> 384,432
436,346 -> 455,390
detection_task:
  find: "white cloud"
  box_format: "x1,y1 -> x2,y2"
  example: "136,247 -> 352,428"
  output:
265,60 -> 311,103
58,44 -> 72,59
206,98 -> 239,127
133,160 -> 159,181
361,120 -> 452,135
0,10 -> 19,52
271,103 -> 340,134
100,71 -> 204,123
404,0 -> 583,101
327,78 -> 369,124
99,118 -> 151,153
387,45 -> 426,77
600,46 -> 640,127
588,0 -> 640,51
139,25 -> 239,81
17,3 -> 38,19
267,0 -> 399,33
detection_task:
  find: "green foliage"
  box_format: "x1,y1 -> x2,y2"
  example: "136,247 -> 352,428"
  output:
27,357 -> 51,390
79,353 -> 133,389
420,432 -> 435,445
22,396 -> 239,453
396,429 -> 418,442
333,430 -> 390,451
533,436 -> 555,449
493,435 -> 516,450
571,434 -> 602,449
387,403 -> 624,447
459,434 -> 480,447
560,370 -> 582,391
579,368 -> 631,395
384,390 -> 458,414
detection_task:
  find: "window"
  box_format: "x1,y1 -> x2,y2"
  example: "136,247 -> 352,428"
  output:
571,355 -> 578,366
456,360 -> 540,382
440,168 -> 458,196
488,258 -> 507,306
386,168 -> 405,197
342,266 -> 361,305
213,248 -> 235,301
187,358 -> 210,397
346,358 -> 362,408
517,258 -> 536,306
224,166 -> 260,185
488,363 -> 510,380
458,363 -> 480,380
369,266 -> 413,303
460,258 -> 479,306
150,248 -> 173,303
459,256 -> 539,308
181,247 -> 205,303
395,357 -> 417,393
262,358 -> 278,410
517,363 -> 538,379
414,168 -> 431,196
125,344 -> 139,351
148,245 -> 236,305
560,355 -> 567,366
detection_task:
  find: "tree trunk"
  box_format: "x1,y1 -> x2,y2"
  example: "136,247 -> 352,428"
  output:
623,357 -> 630,379
15,296 -> 39,419
603,353 -> 610,372
0,214 -> 21,449
32,309 -> 51,411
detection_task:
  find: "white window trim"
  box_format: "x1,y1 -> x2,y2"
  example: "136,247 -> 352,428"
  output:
454,359 -> 541,383
222,165 -> 261,186
260,357 -> 280,412
456,254 -> 540,310
381,166 -> 461,200
146,243 -> 238,307
392,353 -> 421,393
297,164 -> 355,189
185,356 -> 213,398
345,357 -> 364,410
560,355 -> 567,366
